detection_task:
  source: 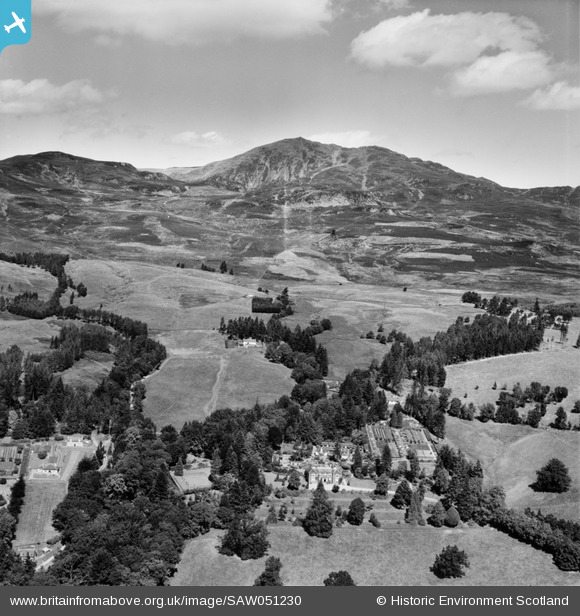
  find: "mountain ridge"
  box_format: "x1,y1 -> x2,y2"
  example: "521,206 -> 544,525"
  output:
1,139 -> 577,207
157,137 -> 578,207
0,137 -> 577,296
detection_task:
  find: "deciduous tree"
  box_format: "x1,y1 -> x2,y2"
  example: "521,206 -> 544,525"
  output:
431,545 -> 470,579
323,571 -> 356,586
532,458 -> 571,493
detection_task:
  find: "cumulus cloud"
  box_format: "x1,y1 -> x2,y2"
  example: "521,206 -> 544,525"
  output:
307,130 -> 379,148
35,0 -> 333,44
521,81 -> 580,110
350,9 -> 567,98
0,79 -> 108,115
451,50 -> 553,96
170,131 -> 230,148
351,10 -> 543,68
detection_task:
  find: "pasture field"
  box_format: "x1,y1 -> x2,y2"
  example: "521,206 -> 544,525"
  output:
445,344 -> 580,424
63,257 -> 580,436
171,525 -> 580,587
65,259 -> 258,332
13,480 -> 66,548
0,261 -> 56,301
143,357 -> 220,427
143,349 -> 295,427
291,283 -> 485,342
0,314 -> 60,355
215,349 -> 294,411
444,417 -> 580,520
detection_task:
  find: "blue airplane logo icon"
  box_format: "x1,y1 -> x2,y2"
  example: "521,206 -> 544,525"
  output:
4,12 -> 26,34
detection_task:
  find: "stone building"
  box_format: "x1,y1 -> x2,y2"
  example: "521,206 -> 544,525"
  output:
306,464 -> 343,490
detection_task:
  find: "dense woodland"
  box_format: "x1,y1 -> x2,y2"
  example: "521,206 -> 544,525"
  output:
0,254 -> 578,584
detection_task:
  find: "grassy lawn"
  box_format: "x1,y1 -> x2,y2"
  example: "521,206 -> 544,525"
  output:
13,480 -> 66,548
171,525 -> 580,587
444,416 -> 580,520
172,465 -> 211,491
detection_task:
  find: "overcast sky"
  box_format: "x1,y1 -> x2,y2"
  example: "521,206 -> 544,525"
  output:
0,0 -> 578,188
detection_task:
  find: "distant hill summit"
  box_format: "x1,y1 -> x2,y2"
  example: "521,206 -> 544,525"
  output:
1,140 -> 577,208
162,137 -> 578,208
0,139 -> 577,293
0,151 -> 183,196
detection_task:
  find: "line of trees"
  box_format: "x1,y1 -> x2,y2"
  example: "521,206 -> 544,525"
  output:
381,313 -> 543,392
461,291 -> 519,316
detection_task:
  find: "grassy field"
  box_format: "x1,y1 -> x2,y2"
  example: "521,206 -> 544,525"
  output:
62,257 -> 580,438
143,348 -> 295,427
0,261 -> 56,301
59,351 -> 115,390
0,313 -> 61,355
143,357 -> 220,427
215,349 -> 294,410
444,416 -> 580,520
446,343 -> 580,423
171,525 -> 580,587
13,480 -> 66,548
65,259 -> 258,332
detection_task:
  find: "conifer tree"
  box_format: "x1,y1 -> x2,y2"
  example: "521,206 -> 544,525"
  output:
405,492 -> 420,525
374,473 -> 389,497
381,443 -> 392,474
209,448 -> 222,479
303,481 -> 334,538
552,407 -> 569,431
151,469 -> 169,501
406,450 -> 420,482
347,497 -> 366,526
352,445 -> 362,472
254,556 -> 283,586
444,506 -> 460,527
391,479 -> 413,509
428,500 -> 446,527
